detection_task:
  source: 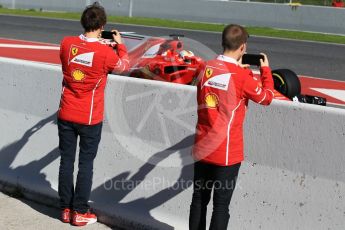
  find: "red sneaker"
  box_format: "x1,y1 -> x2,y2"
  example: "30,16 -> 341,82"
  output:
72,211 -> 97,226
61,208 -> 71,223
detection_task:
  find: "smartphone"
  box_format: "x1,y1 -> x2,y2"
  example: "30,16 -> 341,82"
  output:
101,31 -> 117,39
242,54 -> 265,66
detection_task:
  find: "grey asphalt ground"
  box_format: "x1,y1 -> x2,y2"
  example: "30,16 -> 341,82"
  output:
0,14 -> 344,81
0,192 -> 113,230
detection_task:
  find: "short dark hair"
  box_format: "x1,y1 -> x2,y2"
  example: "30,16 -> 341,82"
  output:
81,2 -> 107,32
222,24 -> 249,52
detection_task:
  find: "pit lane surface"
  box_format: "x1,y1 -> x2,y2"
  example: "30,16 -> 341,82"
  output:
0,14 -> 345,107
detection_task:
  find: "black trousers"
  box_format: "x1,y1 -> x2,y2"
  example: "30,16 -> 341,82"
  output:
57,119 -> 102,213
189,161 -> 241,230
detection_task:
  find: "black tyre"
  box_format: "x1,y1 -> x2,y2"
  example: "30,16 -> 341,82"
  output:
272,69 -> 301,99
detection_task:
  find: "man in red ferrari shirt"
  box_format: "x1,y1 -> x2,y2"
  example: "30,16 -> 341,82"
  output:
57,2 -> 129,226
189,24 -> 274,229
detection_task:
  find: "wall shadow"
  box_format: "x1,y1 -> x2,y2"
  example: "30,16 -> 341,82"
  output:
0,113 -> 195,229
0,113 -> 60,220
92,135 -> 195,230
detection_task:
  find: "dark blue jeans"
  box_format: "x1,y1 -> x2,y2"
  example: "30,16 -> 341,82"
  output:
189,161 -> 241,230
58,119 -> 102,213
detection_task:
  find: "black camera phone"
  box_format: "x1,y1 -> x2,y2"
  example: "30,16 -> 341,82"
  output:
101,31 -> 117,39
242,54 -> 265,66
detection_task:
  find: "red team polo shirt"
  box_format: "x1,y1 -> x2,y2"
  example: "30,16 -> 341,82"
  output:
58,34 -> 129,125
193,55 -> 274,166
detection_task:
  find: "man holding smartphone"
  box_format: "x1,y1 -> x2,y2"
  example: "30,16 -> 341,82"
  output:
57,2 -> 129,226
189,24 -> 274,229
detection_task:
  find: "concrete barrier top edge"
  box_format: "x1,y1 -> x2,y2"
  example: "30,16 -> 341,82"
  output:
1,58 -> 344,116
108,73 -> 197,91
271,99 -> 345,115
0,57 -> 195,92
0,57 -> 61,71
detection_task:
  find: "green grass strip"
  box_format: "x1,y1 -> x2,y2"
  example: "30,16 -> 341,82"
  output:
0,7 -> 345,44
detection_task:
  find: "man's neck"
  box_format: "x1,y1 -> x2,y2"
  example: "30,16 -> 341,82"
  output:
223,51 -> 240,61
84,30 -> 100,39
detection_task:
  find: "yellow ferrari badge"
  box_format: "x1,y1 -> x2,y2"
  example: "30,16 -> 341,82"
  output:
71,47 -> 78,56
205,68 -> 213,78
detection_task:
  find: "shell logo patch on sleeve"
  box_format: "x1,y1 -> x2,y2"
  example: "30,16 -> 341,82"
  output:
68,45 -> 94,67
204,93 -> 219,109
71,69 -> 86,81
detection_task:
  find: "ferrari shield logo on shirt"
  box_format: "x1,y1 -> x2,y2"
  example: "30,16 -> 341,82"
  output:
71,47 -> 78,56
71,69 -> 85,81
203,73 -> 231,91
205,68 -> 213,78
204,93 -> 219,108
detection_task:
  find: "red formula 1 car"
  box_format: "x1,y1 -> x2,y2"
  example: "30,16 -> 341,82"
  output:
117,33 -> 325,106
123,34 -> 203,85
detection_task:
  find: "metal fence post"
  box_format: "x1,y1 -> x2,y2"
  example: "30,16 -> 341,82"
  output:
12,0 -> 16,9
129,0 -> 133,17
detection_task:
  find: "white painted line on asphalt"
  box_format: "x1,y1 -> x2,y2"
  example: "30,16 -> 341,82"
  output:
0,36 -> 58,46
250,34 -> 345,47
0,44 -> 60,50
300,75 -> 345,83
311,88 -> 345,103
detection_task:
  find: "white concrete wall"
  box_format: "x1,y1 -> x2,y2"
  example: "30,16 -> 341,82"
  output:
0,0 -> 344,34
0,58 -> 345,229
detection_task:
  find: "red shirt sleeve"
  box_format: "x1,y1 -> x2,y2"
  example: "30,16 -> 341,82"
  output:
242,66 -> 274,105
105,44 -> 129,74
